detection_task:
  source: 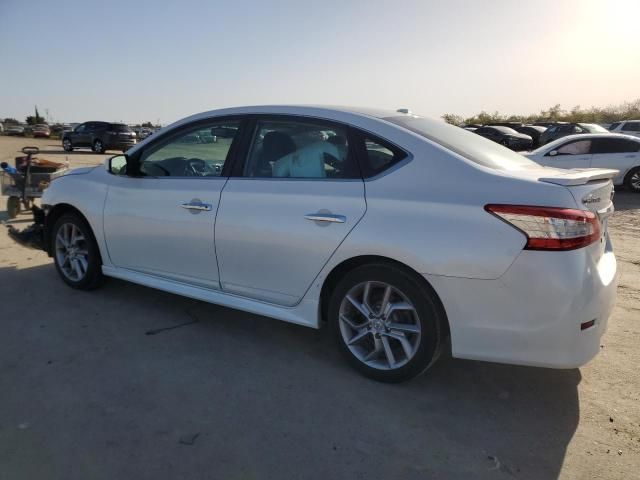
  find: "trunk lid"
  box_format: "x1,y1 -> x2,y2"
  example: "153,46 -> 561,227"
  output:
536,167 -> 616,215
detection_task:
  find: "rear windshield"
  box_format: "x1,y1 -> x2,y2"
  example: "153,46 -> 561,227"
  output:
489,126 -> 518,134
109,123 -> 132,132
385,116 -> 538,171
581,123 -> 608,133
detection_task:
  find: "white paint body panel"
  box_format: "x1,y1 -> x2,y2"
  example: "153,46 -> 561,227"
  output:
40,105 -> 619,369
103,176 -> 226,289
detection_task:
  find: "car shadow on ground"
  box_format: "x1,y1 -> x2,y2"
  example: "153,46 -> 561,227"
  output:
0,260 -> 580,480
613,190 -> 640,211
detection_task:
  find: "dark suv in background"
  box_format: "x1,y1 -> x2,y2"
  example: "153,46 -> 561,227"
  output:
62,122 -> 137,153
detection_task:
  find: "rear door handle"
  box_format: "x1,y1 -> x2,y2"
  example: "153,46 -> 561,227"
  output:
181,201 -> 212,211
304,213 -> 346,223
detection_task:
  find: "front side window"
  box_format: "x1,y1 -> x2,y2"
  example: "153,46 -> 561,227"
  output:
139,120 -> 241,177
556,140 -> 591,155
74,123 -> 86,133
609,122 -> 621,131
244,119 -> 357,179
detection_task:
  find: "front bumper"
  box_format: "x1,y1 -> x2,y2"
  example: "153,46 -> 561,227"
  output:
427,235 -> 618,369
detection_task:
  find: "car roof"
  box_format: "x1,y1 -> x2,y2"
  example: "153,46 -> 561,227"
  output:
537,133 -> 640,149
168,105 -> 413,127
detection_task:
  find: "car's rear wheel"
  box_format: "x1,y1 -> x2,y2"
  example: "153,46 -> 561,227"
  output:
62,138 -> 73,152
329,263 -> 445,382
92,139 -> 105,154
624,167 -> 640,193
52,213 -> 104,290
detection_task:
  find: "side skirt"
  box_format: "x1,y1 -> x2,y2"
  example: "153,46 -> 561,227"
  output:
101,266 -> 320,329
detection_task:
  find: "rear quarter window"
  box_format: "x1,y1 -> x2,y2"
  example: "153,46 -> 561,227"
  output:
356,133 -> 407,178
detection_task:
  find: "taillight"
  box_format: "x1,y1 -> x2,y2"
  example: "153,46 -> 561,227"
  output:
485,204 -> 600,251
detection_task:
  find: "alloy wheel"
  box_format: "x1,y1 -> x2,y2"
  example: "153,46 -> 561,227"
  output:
631,171 -> 640,191
338,281 -> 421,370
55,223 -> 89,282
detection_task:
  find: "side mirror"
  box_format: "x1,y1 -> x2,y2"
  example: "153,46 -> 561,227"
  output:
107,154 -> 128,175
549,150 -> 558,157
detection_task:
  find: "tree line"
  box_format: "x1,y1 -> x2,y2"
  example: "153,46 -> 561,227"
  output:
442,99 -> 640,126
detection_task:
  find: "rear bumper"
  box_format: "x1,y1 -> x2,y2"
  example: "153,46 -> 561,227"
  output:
428,236 -> 618,369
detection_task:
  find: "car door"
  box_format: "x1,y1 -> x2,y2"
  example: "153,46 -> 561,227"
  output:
214,116 -> 366,306
103,118 -> 246,289
545,138 -> 594,169
590,137 -> 640,183
71,123 -> 90,146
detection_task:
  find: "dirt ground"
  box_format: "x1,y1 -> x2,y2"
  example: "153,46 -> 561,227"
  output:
0,135 -> 638,480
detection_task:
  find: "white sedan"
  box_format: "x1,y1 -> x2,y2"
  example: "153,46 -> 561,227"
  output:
15,106 -> 618,382
524,133 -> 640,192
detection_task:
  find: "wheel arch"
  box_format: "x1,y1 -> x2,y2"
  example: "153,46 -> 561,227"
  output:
45,203 -> 100,259
318,255 -> 450,337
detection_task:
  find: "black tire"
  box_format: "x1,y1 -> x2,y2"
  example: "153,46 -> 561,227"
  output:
7,196 -> 20,219
328,263 -> 446,383
52,213 -> 104,290
92,139 -> 105,154
62,137 -> 73,152
624,166 -> 640,193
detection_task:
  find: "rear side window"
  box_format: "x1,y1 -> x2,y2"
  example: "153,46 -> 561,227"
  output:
109,123 -> 132,132
359,136 -> 407,178
244,118 -> 359,179
622,121 -> 640,132
608,122 -> 621,131
591,138 -> 640,154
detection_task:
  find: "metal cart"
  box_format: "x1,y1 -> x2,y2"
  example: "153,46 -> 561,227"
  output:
1,146 -> 67,219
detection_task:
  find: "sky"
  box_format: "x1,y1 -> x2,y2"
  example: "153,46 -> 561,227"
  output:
1,0 -> 639,125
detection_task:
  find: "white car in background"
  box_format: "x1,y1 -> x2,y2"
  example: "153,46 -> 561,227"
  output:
608,120 -> 640,138
12,106 -> 618,382
525,133 -> 640,192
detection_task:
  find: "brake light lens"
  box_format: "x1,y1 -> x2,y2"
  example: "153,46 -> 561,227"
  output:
485,204 -> 600,251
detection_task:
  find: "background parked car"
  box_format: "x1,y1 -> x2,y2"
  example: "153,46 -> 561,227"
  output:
608,120 -> 640,138
62,121 -> 137,153
6,125 -> 25,136
539,123 -> 608,145
32,124 -> 51,138
513,125 -> 547,148
533,121 -> 567,128
525,133 -> 640,192
475,125 -> 533,150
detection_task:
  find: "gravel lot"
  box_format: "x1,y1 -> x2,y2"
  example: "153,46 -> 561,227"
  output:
1,136 -> 638,479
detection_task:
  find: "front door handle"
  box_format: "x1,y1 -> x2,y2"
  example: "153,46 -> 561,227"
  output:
181,201 -> 212,212
304,213 -> 346,223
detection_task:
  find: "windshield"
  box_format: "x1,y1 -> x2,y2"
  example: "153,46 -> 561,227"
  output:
384,116 -> 538,171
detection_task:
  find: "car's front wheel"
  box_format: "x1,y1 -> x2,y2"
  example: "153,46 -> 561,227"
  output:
329,263 -> 445,382
62,138 -> 73,152
52,213 -> 104,290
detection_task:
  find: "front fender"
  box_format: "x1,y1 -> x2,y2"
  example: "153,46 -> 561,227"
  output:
43,167 -> 111,264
